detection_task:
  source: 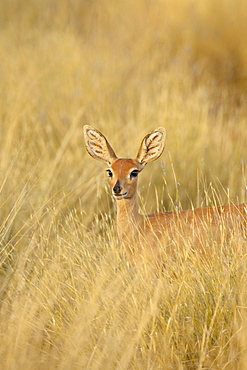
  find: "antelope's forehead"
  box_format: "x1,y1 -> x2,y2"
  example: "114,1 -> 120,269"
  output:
111,158 -> 140,174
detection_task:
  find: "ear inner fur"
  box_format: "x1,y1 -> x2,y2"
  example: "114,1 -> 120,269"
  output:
83,125 -> 117,165
136,127 -> 166,165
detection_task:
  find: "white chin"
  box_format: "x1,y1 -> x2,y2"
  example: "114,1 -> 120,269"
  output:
114,192 -> 128,200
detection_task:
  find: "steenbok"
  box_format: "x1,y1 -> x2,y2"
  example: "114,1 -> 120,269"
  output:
83,125 -> 246,264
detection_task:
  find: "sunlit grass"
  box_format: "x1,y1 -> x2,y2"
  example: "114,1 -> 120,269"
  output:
0,0 -> 247,368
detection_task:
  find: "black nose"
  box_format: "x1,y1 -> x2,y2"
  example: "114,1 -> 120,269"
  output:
113,180 -> 121,194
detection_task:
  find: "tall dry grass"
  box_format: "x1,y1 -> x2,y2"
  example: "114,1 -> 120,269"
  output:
0,0 -> 247,368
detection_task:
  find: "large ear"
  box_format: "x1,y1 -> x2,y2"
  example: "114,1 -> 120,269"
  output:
83,125 -> 117,165
136,127 -> 166,166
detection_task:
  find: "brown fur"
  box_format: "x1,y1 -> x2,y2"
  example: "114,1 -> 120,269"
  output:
83,125 -> 246,265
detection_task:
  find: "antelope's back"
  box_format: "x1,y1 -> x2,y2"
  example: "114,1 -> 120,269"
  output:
146,203 -> 247,241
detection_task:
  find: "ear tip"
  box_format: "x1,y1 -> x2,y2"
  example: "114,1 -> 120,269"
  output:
154,127 -> 166,135
83,124 -> 93,132
83,125 -> 99,139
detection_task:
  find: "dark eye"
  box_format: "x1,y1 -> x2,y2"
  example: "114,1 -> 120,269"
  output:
130,169 -> 139,178
106,169 -> 113,178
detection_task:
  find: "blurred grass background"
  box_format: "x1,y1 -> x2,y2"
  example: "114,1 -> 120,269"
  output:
0,0 -> 247,368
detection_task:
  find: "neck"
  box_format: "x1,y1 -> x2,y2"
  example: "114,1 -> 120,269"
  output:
115,193 -> 143,239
